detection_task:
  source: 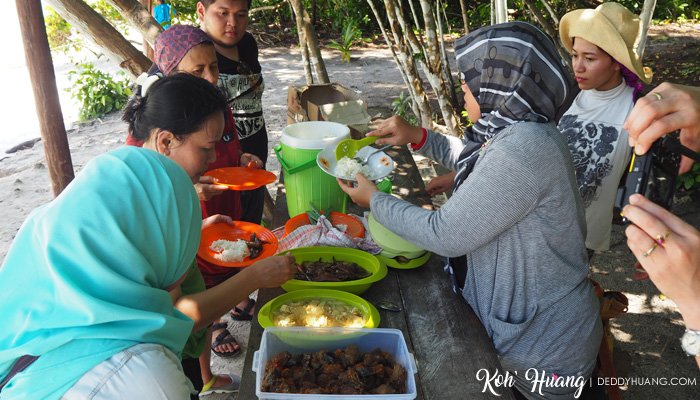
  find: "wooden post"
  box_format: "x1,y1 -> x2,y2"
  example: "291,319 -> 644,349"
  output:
140,0 -> 154,60
15,0 -> 74,196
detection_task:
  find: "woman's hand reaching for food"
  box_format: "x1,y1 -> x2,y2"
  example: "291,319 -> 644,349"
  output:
426,172 -> 456,197
247,254 -> 297,288
336,174 -> 380,208
201,214 -> 234,229
195,175 -> 229,201
241,153 -> 264,169
367,116 -> 424,146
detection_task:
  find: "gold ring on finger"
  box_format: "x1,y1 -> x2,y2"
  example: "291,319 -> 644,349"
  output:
655,229 -> 672,245
652,92 -> 663,101
642,243 -> 657,258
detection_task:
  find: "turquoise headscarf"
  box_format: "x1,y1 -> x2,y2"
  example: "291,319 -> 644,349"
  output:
0,146 -> 200,399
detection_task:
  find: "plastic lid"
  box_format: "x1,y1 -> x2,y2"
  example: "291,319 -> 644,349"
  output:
281,121 -> 350,149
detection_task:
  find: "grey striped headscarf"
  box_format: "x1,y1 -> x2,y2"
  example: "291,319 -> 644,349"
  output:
453,21 -> 571,190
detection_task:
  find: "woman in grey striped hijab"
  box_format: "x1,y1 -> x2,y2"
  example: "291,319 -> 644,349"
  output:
340,21 -> 601,399
453,21 -> 571,189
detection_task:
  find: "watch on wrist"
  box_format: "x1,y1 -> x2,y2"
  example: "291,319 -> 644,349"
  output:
680,329 -> 700,357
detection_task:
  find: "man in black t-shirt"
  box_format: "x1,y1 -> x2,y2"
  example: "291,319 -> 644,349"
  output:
198,0 -> 267,225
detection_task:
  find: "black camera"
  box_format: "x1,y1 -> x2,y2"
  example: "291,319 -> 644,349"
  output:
614,135 -> 682,223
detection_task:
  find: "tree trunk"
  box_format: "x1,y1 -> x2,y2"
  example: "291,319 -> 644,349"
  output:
377,0 -> 432,128
106,0 -> 163,47
523,0 -> 572,71
366,0 -> 417,113
16,0 -> 74,196
138,0 -> 154,60
289,0 -> 329,84
436,0 -> 458,107
492,0 -> 508,24
638,0 -> 657,58
45,0 -> 151,78
288,0 -> 313,84
540,0 -> 559,25
459,0 -> 470,33
418,0 -> 460,136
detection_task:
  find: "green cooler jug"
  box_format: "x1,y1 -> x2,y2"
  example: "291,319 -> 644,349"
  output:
274,121 -> 350,217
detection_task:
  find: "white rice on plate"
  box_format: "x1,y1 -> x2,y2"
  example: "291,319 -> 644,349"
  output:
335,156 -> 376,179
210,239 -> 250,262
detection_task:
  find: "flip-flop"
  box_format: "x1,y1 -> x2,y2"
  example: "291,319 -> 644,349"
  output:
200,373 -> 241,396
231,298 -> 256,321
211,322 -> 241,358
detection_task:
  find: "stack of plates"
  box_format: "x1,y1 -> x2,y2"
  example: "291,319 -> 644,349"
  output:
367,213 -> 430,269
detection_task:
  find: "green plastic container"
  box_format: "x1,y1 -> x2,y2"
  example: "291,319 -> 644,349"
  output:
275,121 -> 350,217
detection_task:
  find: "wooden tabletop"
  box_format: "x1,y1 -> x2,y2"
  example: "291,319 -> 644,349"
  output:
237,145 -> 515,399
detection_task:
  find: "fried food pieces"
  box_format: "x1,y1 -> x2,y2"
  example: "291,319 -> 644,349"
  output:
261,346 -> 407,394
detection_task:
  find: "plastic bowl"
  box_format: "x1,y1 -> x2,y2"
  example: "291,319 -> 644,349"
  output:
376,251 -> 432,270
317,143 -> 394,182
279,247 -> 387,295
284,212 -> 364,238
367,213 -> 425,259
257,288 -> 380,329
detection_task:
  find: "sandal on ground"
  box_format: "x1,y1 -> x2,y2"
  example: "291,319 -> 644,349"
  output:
211,322 -> 241,358
231,298 -> 256,321
199,374 -> 241,396
633,261 -> 649,280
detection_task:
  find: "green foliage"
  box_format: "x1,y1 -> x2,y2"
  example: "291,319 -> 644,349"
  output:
677,159 -> 700,197
679,63 -> 700,77
327,19 -> 362,63
67,63 -> 132,121
87,0 -> 126,26
44,7 -> 71,51
392,91 -> 417,125
169,0 -> 199,25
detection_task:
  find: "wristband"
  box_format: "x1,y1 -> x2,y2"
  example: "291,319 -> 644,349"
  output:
411,127 -> 428,150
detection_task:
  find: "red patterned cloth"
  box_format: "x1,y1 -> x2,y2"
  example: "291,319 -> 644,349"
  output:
275,213 -> 382,254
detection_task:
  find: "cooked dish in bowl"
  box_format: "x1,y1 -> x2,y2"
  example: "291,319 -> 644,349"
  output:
272,297 -> 366,328
293,259 -> 371,282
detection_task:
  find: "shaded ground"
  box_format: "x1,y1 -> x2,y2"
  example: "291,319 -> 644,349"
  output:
645,22 -> 700,88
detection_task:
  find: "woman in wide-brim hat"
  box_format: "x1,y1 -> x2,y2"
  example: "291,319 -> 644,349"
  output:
557,2 -> 653,258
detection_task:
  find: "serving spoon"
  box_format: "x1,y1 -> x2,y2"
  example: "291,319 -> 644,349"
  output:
335,135 -> 385,161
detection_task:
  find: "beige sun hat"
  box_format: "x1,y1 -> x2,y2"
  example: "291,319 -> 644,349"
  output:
559,2 -> 653,84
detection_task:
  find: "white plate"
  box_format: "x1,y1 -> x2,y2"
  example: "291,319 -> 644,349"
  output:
316,144 -> 394,182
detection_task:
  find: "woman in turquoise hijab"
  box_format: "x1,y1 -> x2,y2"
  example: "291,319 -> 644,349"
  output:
0,146 -> 201,399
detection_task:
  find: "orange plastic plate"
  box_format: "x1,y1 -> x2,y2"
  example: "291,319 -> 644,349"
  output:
198,222 -> 278,267
204,167 -> 277,191
284,212 -> 364,238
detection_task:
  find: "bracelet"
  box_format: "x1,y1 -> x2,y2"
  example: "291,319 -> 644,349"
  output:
410,127 -> 428,150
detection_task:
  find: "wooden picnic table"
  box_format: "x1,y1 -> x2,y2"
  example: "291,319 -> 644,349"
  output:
237,144 -> 515,399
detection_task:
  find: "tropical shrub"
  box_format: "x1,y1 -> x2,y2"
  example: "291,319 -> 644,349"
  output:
328,19 -> 363,62
67,63 -> 132,121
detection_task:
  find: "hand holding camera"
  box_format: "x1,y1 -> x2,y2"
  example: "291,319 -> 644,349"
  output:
620,83 -> 700,367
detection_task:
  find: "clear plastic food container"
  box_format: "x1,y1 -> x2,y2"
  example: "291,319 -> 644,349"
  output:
253,327 -> 418,399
